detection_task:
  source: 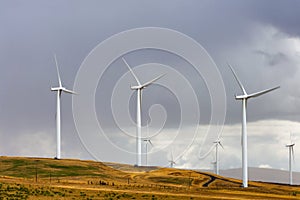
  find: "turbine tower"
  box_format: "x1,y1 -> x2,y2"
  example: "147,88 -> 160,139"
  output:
213,138 -> 224,175
51,55 -> 76,159
286,133 -> 295,185
211,161 -> 217,174
122,57 -> 164,166
228,64 -> 279,188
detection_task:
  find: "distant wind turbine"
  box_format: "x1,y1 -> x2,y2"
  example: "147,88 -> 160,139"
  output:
51,55 -> 76,159
122,57 -> 165,167
143,121 -> 153,166
213,137 -> 224,175
169,151 -> 176,168
228,64 -> 279,188
286,132 -> 295,185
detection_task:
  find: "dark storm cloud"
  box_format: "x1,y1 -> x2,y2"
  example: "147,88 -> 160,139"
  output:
245,0 -> 300,37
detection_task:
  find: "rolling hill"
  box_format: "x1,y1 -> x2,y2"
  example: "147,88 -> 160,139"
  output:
0,156 -> 299,199
221,167 -> 300,185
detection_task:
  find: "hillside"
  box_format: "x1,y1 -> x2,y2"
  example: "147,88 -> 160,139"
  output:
0,156 -> 299,199
221,167 -> 300,185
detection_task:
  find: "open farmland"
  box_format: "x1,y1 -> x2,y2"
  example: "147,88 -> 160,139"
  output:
0,156 -> 299,199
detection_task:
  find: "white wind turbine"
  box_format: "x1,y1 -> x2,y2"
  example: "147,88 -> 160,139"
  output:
286,132 -> 295,185
122,57 -> 164,167
168,151 -> 176,168
228,64 -> 279,188
51,55 -> 76,159
143,121 -> 153,166
143,138 -> 153,166
213,137 -> 224,175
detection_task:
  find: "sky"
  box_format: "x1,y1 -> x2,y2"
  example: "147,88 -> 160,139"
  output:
1,0 -> 300,172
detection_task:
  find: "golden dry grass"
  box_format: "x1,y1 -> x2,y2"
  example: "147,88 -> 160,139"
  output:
0,156 -> 299,199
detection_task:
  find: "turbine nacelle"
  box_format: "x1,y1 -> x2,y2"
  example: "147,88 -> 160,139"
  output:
143,138 -> 153,146
131,85 -> 144,90
51,86 -> 66,91
214,140 -> 224,149
286,143 -> 295,148
130,74 -> 165,90
51,87 -> 77,94
51,87 -> 63,91
235,94 -> 249,100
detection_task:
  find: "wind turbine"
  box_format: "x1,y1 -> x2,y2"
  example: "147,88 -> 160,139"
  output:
286,132 -> 295,185
168,151 -> 176,168
143,138 -> 153,166
143,121 -> 153,166
213,138 -> 224,175
122,57 -> 164,167
51,55 -> 76,159
228,64 -> 279,187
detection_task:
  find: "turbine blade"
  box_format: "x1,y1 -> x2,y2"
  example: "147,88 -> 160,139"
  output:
292,146 -> 295,162
247,86 -> 280,98
122,57 -> 141,86
219,142 -> 224,149
217,122 -> 224,140
141,73 -> 165,88
62,88 -> 77,95
149,140 -> 153,147
54,54 -> 62,87
228,63 -> 247,95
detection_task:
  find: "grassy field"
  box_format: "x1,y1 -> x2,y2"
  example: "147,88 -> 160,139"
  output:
0,156 -> 299,199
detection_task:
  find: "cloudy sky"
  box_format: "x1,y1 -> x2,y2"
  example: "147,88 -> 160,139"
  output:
1,0 -> 300,172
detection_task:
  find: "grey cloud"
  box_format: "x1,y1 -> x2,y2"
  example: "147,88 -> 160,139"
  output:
254,50 -> 288,66
246,0 -> 300,37
0,0 -> 300,172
